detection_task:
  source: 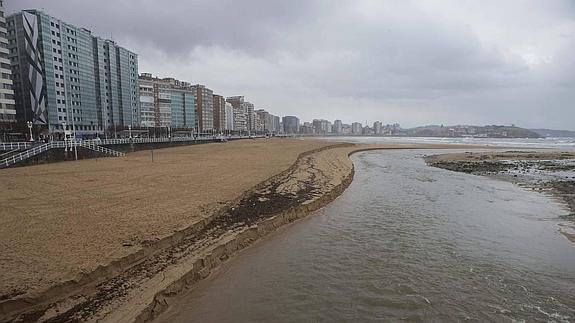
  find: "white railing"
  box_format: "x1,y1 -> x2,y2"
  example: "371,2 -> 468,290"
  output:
80,142 -> 125,157
0,135 -> 265,169
0,143 -> 51,168
0,142 -> 32,151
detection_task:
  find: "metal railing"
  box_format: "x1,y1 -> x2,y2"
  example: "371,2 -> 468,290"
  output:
0,135 -> 265,169
81,135 -> 263,146
0,143 -> 52,168
0,142 -> 32,151
80,142 -> 125,157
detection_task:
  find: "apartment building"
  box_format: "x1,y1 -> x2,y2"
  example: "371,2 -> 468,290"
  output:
224,102 -> 234,131
138,73 -> 195,129
7,9 -> 138,137
212,94 -> 226,131
226,96 -> 247,132
245,101 -> 255,132
191,84 -> 213,132
352,122 -> 363,134
282,116 -> 300,134
0,0 -> 15,133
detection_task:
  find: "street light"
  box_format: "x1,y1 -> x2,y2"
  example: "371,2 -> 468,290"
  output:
26,121 -> 34,142
62,121 -> 68,152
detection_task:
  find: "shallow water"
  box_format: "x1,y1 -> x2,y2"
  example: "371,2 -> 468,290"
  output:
157,149 -> 575,322
318,136 -> 575,150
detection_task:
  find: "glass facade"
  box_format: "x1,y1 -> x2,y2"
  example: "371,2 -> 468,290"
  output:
170,91 -> 195,129
7,10 -> 138,136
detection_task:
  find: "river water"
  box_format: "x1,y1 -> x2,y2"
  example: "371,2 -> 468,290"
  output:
157,149 -> 575,322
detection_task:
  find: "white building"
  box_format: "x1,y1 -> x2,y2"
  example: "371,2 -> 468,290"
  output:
225,102 -> 234,130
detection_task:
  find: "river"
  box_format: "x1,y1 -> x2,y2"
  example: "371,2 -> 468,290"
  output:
156,148 -> 575,322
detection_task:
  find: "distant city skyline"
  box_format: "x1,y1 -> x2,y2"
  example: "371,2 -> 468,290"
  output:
6,1 -> 575,130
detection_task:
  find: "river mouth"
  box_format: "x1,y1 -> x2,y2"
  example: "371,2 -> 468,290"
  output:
156,149 -> 575,323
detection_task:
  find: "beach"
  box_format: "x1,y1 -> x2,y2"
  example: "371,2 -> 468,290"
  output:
0,139 -> 467,322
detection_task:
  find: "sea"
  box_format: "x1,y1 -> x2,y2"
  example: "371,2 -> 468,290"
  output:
156,138 -> 575,322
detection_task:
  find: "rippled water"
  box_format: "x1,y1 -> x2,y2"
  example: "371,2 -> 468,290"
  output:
157,149 -> 575,322
318,136 -> 575,150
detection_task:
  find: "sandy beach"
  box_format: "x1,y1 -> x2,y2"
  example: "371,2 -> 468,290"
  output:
0,139 -> 469,322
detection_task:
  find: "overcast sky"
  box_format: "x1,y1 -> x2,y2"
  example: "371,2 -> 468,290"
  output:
7,0 -> 575,129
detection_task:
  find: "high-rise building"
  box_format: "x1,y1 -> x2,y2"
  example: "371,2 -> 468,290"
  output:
191,84 -> 213,132
352,122 -> 362,134
7,10 -> 139,137
212,94 -> 226,131
256,109 -> 270,133
138,73 -> 195,129
282,116 -> 300,134
245,102 -> 255,132
312,119 -> 331,134
374,121 -> 382,135
0,1 -> 16,134
301,121 -> 314,134
333,120 -> 343,134
224,102 -> 234,131
138,76 -> 155,128
272,115 -> 280,134
226,96 -> 247,132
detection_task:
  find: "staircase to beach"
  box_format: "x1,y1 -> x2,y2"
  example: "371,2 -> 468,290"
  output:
79,142 -> 125,157
0,141 -> 125,169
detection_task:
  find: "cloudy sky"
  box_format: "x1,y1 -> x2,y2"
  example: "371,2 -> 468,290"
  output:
7,0 -> 575,129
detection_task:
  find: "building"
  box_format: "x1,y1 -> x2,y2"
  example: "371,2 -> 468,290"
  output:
272,115 -> 280,134
374,121 -> 382,135
0,1 -> 15,134
138,73 -> 195,130
333,120 -> 343,134
226,96 -> 247,132
191,84 -> 213,132
352,122 -> 362,134
245,102 -> 255,132
7,9 -> 139,138
224,102 -> 234,131
342,123 -> 352,135
282,116 -> 300,134
212,94 -> 226,132
257,108 -> 280,134
312,119 -> 331,135
301,121 -> 314,134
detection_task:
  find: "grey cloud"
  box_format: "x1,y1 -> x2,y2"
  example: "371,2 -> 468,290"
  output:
7,0 -> 321,55
6,0 -> 575,130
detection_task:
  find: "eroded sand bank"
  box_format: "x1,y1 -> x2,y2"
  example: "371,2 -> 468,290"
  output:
0,140 -> 466,322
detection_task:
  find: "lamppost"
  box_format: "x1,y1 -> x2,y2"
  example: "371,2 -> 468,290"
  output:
62,121 -> 68,152
27,121 -> 34,142
128,124 -> 132,139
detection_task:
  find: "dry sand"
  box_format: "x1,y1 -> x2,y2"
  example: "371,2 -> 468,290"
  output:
0,139 -> 331,298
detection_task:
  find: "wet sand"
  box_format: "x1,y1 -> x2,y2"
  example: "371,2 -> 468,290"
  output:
0,140 -> 469,322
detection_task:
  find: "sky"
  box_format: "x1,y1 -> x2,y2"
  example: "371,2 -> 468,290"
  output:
6,0 -> 575,130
